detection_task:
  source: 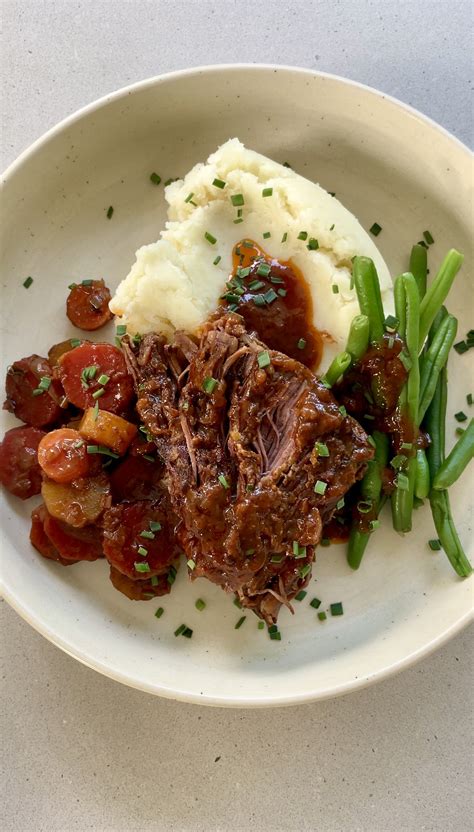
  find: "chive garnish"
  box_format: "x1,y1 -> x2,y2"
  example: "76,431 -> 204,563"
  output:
369,519 -> 381,531
270,554 -> 284,563
297,231 -> 308,241
270,275 -> 285,284
369,222 -> 382,236
332,285 -> 339,294
91,388 -> 105,399
202,376 -> 218,394
248,280 -> 265,291
329,224 -> 335,231
314,480 -> 327,495
167,566 -> 177,585
336,498 -> 345,510
23,276 -> 33,289
204,231 -> 217,245
263,288 -> 278,304
357,500 -> 373,514
256,262 -> 271,277
263,231 -> 271,239
257,351 -> 271,368
106,206 -> 114,219
149,521 -> 162,531
262,187 -> 273,197
164,178 -> 175,186
298,564 -> 311,579
142,454 -> 155,462
258,621 -> 265,629
281,232 -> 288,243
423,230 -> 434,245
81,279 -> 93,286
97,374 -> 109,386
233,218 -> 244,224
233,597 -> 243,609
270,631 -> 281,641
253,294 -> 266,306
187,559 -> 196,570
295,590 -> 307,601
455,411 -> 467,422
318,611 -> 327,621
467,393 -> 473,406
150,576 -> 159,587
195,598 -> 206,611
155,607 -> 164,618
401,442 -> 413,450
174,624 -> 186,637
237,266 -> 251,278
307,237 -> 319,250
134,562 -> 151,573
314,442 -> 329,457
454,341 -> 469,354
218,474 -> 230,489
384,314 -> 399,331
330,602 -> 344,616
70,338 -> 81,347
310,597 -> 321,609
428,539 -> 442,551
339,406 -> 347,417
137,545 -> 148,557
231,194 -> 244,207
235,616 -> 246,629
213,178 -> 226,189
92,401 -> 100,421
150,172 -> 161,185
213,255 -> 222,266
185,192 -> 195,203
116,324 -> 127,336
277,288 -> 287,297
297,338 -> 306,350
140,530 -> 155,540
86,445 -> 119,459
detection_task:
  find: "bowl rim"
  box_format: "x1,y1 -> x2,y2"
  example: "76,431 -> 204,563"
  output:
1,63 -> 472,707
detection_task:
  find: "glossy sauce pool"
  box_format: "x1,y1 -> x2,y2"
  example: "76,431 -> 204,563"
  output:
221,240 -> 324,370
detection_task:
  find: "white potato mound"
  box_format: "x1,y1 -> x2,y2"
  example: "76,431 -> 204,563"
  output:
110,138 -> 393,372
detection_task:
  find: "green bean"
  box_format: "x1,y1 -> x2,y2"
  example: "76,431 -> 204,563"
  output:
345,314 -> 370,363
424,365 -> 472,577
432,419 -> 474,490
414,449 -> 430,499
347,432 -> 389,570
352,257 -> 385,343
418,249 -> 464,350
323,351 -> 352,387
391,273 -> 420,532
410,243 -> 428,299
418,314 -> 458,423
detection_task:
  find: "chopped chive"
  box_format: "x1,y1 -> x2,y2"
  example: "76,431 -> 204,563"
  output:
423,230 -> 434,245
297,231 -> 308,241
297,338 -> 307,350
237,266 -> 251,278
467,393 -> 473,406
329,224 -> 335,231
184,192 -> 195,203
256,262 -> 271,277
262,187 -> 273,197
277,288 -> 287,297
369,222 -> 382,236
202,376 -> 218,394
258,620 -> 265,629
36,376 -> 51,392
174,624 -> 186,637
137,545 -> 148,557
263,231 -> 271,239
295,590 -> 307,601
187,559 -> 196,570
269,631 -> 281,641
396,473 -> 410,491
455,411 -> 467,422
81,279 -> 93,286
233,597 -> 243,609
246,549 -> 255,556
417,240 -> 429,249
134,562 -> 151,573
116,324 -> 127,336
86,444 -> 119,458
281,232 -> 288,243
307,237 -> 319,250
149,520 -> 162,532
167,566 -> 177,585
97,374 -> 109,386
456,427 -> 466,436
233,217 -> 244,224
384,314 -> 399,332
339,406 -> 347,417
32,388 -> 45,397
310,597 -> 321,609
235,616 -> 246,629
248,280 -> 265,291
357,500 -> 373,514
106,206 -> 114,219
142,454 -> 155,462
154,607 -> 164,618
390,454 -> 407,470
332,284 -> 339,294
150,172 -> 161,185
204,231 -> 217,245
257,350 -> 271,369
231,194 -> 244,207
164,177 -> 175,186
70,338 -> 81,347
270,554 -> 284,563
150,576 -> 159,586
269,275 -> 285,284
23,276 -> 33,289
140,530 -> 155,540
218,474 -> 230,489
369,519 -> 381,531
91,388 -> 105,399
222,292 -> 241,304
182,627 -> 193,638
262,288 -> 277,304
213,255 -> 222,266
401,442 -> 413,450
195,598 -> 206,611
298,564 -> 311,579
314,480 -> 327,495
330,602 -> 344,616
336,498 -> 345,510
453,341 -> 468,354
212,178 -> 226,189
318,611 -> 327,621
268,624 -> 278,634
314,442 -> 329,457
428,539 -> 442,551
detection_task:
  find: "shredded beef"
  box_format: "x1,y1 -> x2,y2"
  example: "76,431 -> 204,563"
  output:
123,311 -> 373,623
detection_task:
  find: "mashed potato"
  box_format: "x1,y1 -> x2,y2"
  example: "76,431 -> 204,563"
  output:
110,139 -> 393,371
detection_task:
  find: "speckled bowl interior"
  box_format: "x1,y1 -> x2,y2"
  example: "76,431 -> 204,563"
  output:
1,65 -> 472,706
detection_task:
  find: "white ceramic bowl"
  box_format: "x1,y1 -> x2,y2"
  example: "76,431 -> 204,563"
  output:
1,65 -> 473,707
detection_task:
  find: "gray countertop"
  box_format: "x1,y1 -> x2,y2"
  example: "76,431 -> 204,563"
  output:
1,2 -> 472,830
